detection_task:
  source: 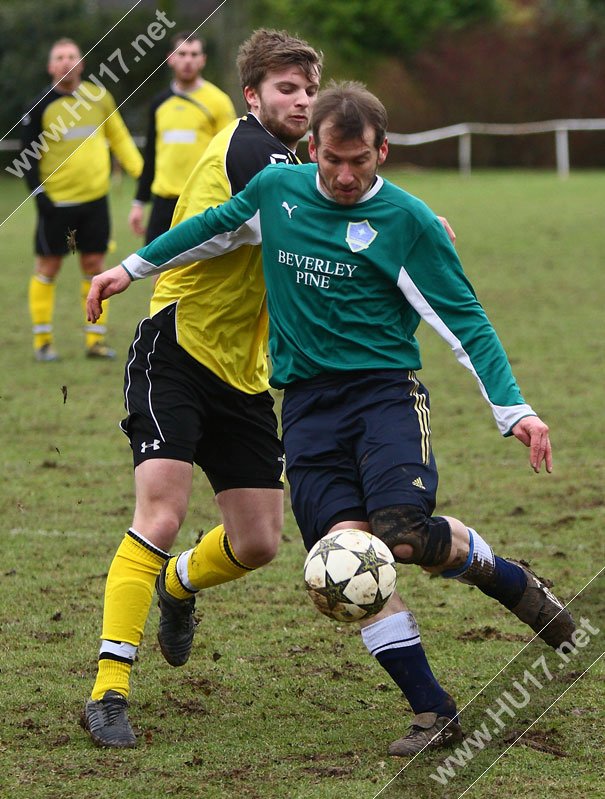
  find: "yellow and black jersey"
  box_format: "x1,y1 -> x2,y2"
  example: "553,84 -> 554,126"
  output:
149,113 -> 299,394
22,82 -> 142,204
135,81 -> 236,202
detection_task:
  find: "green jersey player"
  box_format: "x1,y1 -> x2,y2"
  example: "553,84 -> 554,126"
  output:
88,81 -> 575,756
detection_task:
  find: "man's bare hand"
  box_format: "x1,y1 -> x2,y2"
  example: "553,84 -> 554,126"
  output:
87,266 -> 132,322
128,205 -> 146,237
511,415 -> 552,474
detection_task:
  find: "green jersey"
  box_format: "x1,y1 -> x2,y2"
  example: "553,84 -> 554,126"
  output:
123,162 -> 534,436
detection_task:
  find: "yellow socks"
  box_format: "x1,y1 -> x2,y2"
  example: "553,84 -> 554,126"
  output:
91,530 -> 168,701
81,276 -> 110,348
29,273 -> 56,349
92,657 -> 133,700
92,527 -> 256,699
164,524 -> 255,599
29,274 -> 111,351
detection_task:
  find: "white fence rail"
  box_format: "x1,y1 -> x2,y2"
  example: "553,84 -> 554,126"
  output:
2,119 -> 605,177
386,118 -> 605,177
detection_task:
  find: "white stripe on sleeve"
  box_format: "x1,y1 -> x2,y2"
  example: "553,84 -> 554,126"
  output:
396,265 -> 535,435
122,211 -> 261,280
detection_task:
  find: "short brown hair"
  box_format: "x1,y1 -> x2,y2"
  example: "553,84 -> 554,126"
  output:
311,80 -> 388,150
48,38 -> 81,58
170,31 -> 204,52
236,28 -> 322,93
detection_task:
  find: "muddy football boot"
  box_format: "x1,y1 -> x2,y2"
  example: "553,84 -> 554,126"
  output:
86,341 -> 116,359
35,343 -> 59,362
508,559 -> 575,648
388,712 -> 464,756
156,559 -> 197,666
82,690 -> 136,748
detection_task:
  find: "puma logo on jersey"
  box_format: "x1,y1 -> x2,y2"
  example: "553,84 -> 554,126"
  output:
282,201 -> 298,219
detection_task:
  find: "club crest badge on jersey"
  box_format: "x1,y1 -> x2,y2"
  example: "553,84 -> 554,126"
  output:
346,220 -> 378,253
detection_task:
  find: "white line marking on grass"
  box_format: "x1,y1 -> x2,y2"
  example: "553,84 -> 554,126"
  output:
9,527 -> 99,538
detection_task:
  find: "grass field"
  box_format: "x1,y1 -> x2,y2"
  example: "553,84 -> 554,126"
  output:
0,170 -> 603,799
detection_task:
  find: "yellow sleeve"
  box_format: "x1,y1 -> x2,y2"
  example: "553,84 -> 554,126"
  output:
102,92 -> 143,178
171,128 -> 233,226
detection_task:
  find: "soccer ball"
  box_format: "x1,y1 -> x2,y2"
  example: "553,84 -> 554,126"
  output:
303,529 -> 397,622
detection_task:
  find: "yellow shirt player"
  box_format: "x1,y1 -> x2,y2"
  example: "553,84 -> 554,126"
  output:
148,111 -> 299,394
21,37 -> 143,362
129,32 -> 236,244
82,29 -> 323,749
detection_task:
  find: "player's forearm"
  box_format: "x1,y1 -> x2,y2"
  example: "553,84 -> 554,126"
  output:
122,202 -> 260,279
401,247 -> 533,434
134,124 -> 156,202
108,120 -> 143,178
20,111 -> 44,192
115,138 -> 144,178
134,163 -> 154,203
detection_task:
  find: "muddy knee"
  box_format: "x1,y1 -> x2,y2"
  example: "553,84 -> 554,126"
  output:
369,505 -> 452,566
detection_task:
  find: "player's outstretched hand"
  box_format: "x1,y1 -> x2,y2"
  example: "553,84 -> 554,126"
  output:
511,415 -> 552,474
87,266 -> 132,322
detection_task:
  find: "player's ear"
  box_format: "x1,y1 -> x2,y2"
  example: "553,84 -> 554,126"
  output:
377,138 -> 388,166
243,85 -> 258,111
308,134 -> 318,163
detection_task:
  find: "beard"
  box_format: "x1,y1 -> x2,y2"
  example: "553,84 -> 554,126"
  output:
258,110 -> 308,149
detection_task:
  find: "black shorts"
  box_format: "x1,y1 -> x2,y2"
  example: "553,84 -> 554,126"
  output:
145,195 -> 178,244
35,196 -> 110,256
282,369 -> 439,550
120,318 -> 284,494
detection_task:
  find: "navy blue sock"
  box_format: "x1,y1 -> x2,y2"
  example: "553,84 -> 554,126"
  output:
478,556 -> 527,609
376,644 -> 457,719
441,529 -> 528,610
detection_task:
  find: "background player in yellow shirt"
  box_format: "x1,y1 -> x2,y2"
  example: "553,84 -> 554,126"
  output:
22,38 -> 143,361
128,31 -> 236,244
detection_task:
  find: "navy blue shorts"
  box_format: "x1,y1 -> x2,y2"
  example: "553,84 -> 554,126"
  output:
282,370 -> 439,550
